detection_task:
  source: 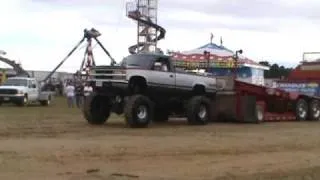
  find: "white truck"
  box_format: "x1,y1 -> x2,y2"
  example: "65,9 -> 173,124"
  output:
0,77 -> 52,106
83,53 -> 222,128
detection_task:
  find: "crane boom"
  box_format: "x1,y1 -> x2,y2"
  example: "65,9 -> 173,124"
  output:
42,37 -> 85,83
0,56 -> 30,77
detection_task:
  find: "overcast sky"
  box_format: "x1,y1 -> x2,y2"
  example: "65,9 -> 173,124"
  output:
1,0 -> 320,72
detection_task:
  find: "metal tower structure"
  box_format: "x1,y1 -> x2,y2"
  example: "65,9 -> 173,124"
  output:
126,0 -> 159,53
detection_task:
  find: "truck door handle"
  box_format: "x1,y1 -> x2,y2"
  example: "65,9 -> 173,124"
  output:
169,75 -> 173,78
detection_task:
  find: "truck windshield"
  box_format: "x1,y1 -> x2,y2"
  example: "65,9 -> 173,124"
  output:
2,79 -> 28,86
120,54 -> 154,68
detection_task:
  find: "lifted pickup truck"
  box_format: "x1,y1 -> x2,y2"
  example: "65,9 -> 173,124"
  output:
83,53 -> 221,128
0,77 -> 52,106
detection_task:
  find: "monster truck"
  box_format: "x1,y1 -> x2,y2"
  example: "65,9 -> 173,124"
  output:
0,77 -> 52,106
83,53 -> 220,128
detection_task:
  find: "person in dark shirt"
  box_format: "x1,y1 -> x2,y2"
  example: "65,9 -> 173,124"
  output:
74,81 -> 84,108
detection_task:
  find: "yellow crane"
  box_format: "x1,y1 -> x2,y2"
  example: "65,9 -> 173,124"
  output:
0,69 -> 6,84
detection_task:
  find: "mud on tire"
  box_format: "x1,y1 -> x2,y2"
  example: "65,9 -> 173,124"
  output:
187,96 -> 210,125
295,98 -> 308,121
83,94 -> 111,125
308,99 -> 320,121
124,94 -> 153,128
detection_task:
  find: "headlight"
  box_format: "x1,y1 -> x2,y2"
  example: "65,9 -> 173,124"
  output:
17,90 -> 24,94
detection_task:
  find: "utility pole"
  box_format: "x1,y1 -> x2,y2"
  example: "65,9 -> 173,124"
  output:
204,50 -> 211,72
233,49 -> 243,80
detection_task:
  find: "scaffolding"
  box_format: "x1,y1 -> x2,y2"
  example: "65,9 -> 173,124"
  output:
126,0 -> 159,53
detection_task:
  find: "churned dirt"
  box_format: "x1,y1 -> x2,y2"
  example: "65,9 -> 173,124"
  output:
1,97 -> 320,180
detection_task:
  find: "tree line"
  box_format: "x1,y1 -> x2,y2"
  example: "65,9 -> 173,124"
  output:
258,61 -> 293,79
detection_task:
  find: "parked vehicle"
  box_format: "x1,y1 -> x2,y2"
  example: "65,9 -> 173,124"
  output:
0,77 -> 52,106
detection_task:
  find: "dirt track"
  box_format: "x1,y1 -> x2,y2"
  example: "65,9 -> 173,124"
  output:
1,98 -> 320,180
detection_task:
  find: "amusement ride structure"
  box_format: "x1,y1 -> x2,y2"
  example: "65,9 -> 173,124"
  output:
126,0 -> 165,54
1,28 -> 116,91
42,28 -> 116,85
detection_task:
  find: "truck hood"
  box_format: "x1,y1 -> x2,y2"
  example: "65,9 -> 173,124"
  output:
0,86 -> 27,91
92,65 -> 142,70
92,65 -> 124,70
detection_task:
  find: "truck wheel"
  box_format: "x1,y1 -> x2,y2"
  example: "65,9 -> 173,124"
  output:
295,98 -> 308,121
124,95 -> 153,128
40,96 -> 51,106
133,84 -> 142,94
186,96 -> 210,125
111,95 -> 125,115
17,95 -> 28,107
308,99 -> 320,121
83,94 -> 110,125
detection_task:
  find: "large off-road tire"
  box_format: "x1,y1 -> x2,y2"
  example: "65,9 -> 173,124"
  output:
153,106 -> 169,123
186,96 -> 210,125
40,96 -> 51,106
295,98 -> 308,121
112,95 -> 125,115
124,95 -> 153,128
83,94 -> 111,125
308,99 -> 320,121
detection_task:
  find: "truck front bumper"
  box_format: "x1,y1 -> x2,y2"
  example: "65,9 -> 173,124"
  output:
90,80 -> 129,97
0,94 -> 24,103
88,80 -> 129,114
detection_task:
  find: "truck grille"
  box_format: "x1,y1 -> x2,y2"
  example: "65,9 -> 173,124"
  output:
0,89 -> 18,94
95,69 -> 114,79
90,67 -> 126,80
94,69 -> 114,79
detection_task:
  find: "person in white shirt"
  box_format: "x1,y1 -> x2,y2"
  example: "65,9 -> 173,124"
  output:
65,82 -> 75,108
83,83 -> 93,102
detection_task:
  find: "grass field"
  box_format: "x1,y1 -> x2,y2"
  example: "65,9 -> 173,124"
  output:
1,97 -> 320,180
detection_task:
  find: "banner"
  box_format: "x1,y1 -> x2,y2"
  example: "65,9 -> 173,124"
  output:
173,60 -> 238,68
277,82 -> 320,97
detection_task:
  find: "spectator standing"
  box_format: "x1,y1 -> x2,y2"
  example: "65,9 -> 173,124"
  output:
65,82 -> 75,108
75,81 -> 84,108
84,83 -> 93,101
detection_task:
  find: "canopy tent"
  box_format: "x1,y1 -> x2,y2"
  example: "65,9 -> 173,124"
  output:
171,43 -> 269,70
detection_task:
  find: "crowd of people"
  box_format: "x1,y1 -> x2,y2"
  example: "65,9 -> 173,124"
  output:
64,80 -> 93,108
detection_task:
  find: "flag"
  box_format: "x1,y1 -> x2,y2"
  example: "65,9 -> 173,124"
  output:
210,33 -> 214,43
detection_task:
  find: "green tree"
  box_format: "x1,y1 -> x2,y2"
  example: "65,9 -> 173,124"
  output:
259,61 -> 293,79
